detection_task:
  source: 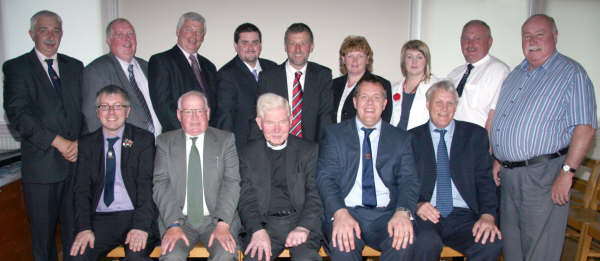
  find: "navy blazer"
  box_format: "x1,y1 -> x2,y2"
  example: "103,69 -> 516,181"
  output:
216,56 -> 277,150
409,120 -> 497,219
148,45 -> 218,131
332,73 -> 393,123
317,119 -> 419,219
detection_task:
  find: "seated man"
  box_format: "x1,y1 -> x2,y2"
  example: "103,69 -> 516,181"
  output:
317,74 -> 419,261
410,81 -> 502,260
239,93 -> 323,261
71,85 -> 158,260
153,91 -> 240,261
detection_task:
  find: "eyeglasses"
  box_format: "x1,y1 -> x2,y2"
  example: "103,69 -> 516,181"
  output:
179,108 -> 208,116
97,104 -> 129,111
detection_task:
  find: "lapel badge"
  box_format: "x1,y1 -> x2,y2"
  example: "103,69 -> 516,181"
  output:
107,151 -> 114,159
365,153 -> 371,160
123,138 -> 134,148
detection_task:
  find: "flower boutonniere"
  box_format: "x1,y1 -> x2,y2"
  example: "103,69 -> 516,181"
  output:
122,138 -> 134,148
393,93 -> 401,101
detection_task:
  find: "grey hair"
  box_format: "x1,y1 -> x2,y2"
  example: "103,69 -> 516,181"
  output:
95,85 -> 131,106
425,80 -> 459,104
176,12 -> 206,35
30,10 -> 62,32
523,14 -> 558,34
177,91 -> 209,110
105,18 -> 134,39
256,93 -> 290,119
463,19 -> 491,37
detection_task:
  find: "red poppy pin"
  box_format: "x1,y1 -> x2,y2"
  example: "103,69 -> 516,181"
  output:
393,93 -> 401,101
365,153 -> 371,160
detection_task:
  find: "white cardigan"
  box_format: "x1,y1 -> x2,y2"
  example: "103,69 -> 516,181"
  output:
390,75 -> 442,130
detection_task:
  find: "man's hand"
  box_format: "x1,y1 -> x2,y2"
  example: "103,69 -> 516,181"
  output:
551,170 -> 573,205
208,221 -> 236,254
472,214 -> 501,244
416,202 -> 440,223
387,210 -> 414,250
493,160 -> 502,186
124,229 -> 148,252
51,135 -> 78,162
161,225 -> 189,255
244,229 -> 271,261
332,208 -> 361,252
285,226 -> 310,248
70,229 -> 94,256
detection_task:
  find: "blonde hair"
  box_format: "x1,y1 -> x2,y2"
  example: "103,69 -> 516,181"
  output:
400,40 -> 432,83
338,35 -> 373,75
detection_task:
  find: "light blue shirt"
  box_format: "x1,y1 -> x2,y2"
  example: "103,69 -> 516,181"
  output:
428,120 -> 468,209
96,127 -> 135,212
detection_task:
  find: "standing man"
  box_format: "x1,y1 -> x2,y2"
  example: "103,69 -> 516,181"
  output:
153,91 -> 240,260
410,81 -> 502,261
492,14 -> 597,260
149,12 -> 218,131
71,86 -> 157,260
3,10 -> 83,261
447,20 -> 509,130
256,23 -> 333,142
82,18 -> 161,136
216,23 -> 277,150
317,74 -> 418,261
239,93 -> 323,261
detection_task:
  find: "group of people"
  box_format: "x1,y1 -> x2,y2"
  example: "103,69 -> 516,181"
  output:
2,8 -> 597,261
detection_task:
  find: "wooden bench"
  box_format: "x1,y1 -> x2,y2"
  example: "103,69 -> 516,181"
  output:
106,244 -> 465,260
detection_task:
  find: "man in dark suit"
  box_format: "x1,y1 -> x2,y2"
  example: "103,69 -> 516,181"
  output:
82,18 -> 161,136
3,10 -> 83,261
256,23 -> 333,142
149,12 -> 218,131
70,85 -> 158,260
409,81 -> 501,261
217,23 -> 277,151
317,75 -> 418,261
239,93 -> 322,261
153,91 -> 240,261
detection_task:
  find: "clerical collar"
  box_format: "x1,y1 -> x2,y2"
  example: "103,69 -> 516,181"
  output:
266,140 -> 287,150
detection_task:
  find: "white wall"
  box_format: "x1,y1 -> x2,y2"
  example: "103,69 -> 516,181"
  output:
118,0 -> 411,83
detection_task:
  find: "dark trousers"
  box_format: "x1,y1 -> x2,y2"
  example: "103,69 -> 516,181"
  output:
244,213 -> 321,261
322,207 -> 414,261
71,210 -> 157,261
22,176 -> 75,261
414,207 -> 502,261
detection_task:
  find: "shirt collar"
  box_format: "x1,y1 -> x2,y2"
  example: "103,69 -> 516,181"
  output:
103,125 -> 125,140
471,54 -> 491,67
428,119 -> 455,137
285,60 -> 307,75
177,44 -> 196,64
355,117 -> 382,133
115,54 -> 138,73
34,48 -> 57,63
518,50 -> 559,72
266,139 -> 287,150
242,59 -> 262,73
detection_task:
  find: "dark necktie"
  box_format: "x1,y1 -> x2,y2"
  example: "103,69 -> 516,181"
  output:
104,137 -> 120,207
456,63 -> 474,97
45,59 -> 62,100
189,54 -> 208,96
187,137 -> 204,227
128,64 -> 155,133
290,71 -> 303,138
361,127 -> 377,208
435,129 -> 453,217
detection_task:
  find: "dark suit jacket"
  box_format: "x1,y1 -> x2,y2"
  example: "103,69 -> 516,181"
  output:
238,136 -> 323,235
148,45 -> 218,131
82,53 -> 153,134
409,120 -> 497,220
317,119 -> 419,219
332,73 -> 393,123
73,123 -> 156,233
3,49 -> 83,183
216,56 -> 277,150
255,62 -> 333,142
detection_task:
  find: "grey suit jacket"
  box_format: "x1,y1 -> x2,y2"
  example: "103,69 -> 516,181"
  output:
82,53 -> 153,134
153,127 -> 241,235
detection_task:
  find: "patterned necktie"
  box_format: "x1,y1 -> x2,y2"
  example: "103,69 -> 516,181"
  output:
187,137 -> 204,227
128,64 -> 155,134
189,54 -> 208,96
456,63 -> 473,97
435,129 -> 453,217
361,127 -> 377,207
290,71 -> 303,138
252,69 -> 259,82
104,137 -> 120,207
45,59 -> 62,101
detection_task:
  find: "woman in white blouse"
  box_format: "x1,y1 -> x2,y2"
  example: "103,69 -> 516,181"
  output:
390,40 -> 441,130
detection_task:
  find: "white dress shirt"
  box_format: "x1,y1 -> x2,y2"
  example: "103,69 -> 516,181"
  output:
34,48 -> 59,81
390,75 -> 442,129
183,133 -> 209,216
285,61 -> 307,110
447,54 -> 510,128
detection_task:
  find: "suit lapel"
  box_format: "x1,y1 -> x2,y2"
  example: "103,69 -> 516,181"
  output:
449,122 -> 467,194
376,122 -> 393,179
109,53 -> 132,91
28,50 -> 59,104
285,138 -> 298,205
202,128 -> 218,208
345,120 -> 361,187
120,125 -> 132,190
172,130 -> 188,204
419,124 -> 438,200
93,129 -> 107,199
275,63 -> 289,99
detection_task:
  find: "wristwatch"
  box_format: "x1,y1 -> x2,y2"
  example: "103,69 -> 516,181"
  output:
562,164 -> 577,173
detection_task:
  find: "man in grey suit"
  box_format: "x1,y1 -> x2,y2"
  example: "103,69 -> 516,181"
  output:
153,91 -> 241,261
82,18 -> 161,136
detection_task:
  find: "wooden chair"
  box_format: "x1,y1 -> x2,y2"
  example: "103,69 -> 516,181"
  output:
571,158 -> 600,209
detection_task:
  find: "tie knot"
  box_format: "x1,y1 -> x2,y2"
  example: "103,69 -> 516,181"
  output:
190,137 -> 198,143
466,63 -> 474,71
45,59 -> 53,66
128,64 -> 134,73
107,137 -> 120,147
294,71 -> 302,79
435,129 -> 447,137
189,54 -> 198,63
361,127 -> 375,137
